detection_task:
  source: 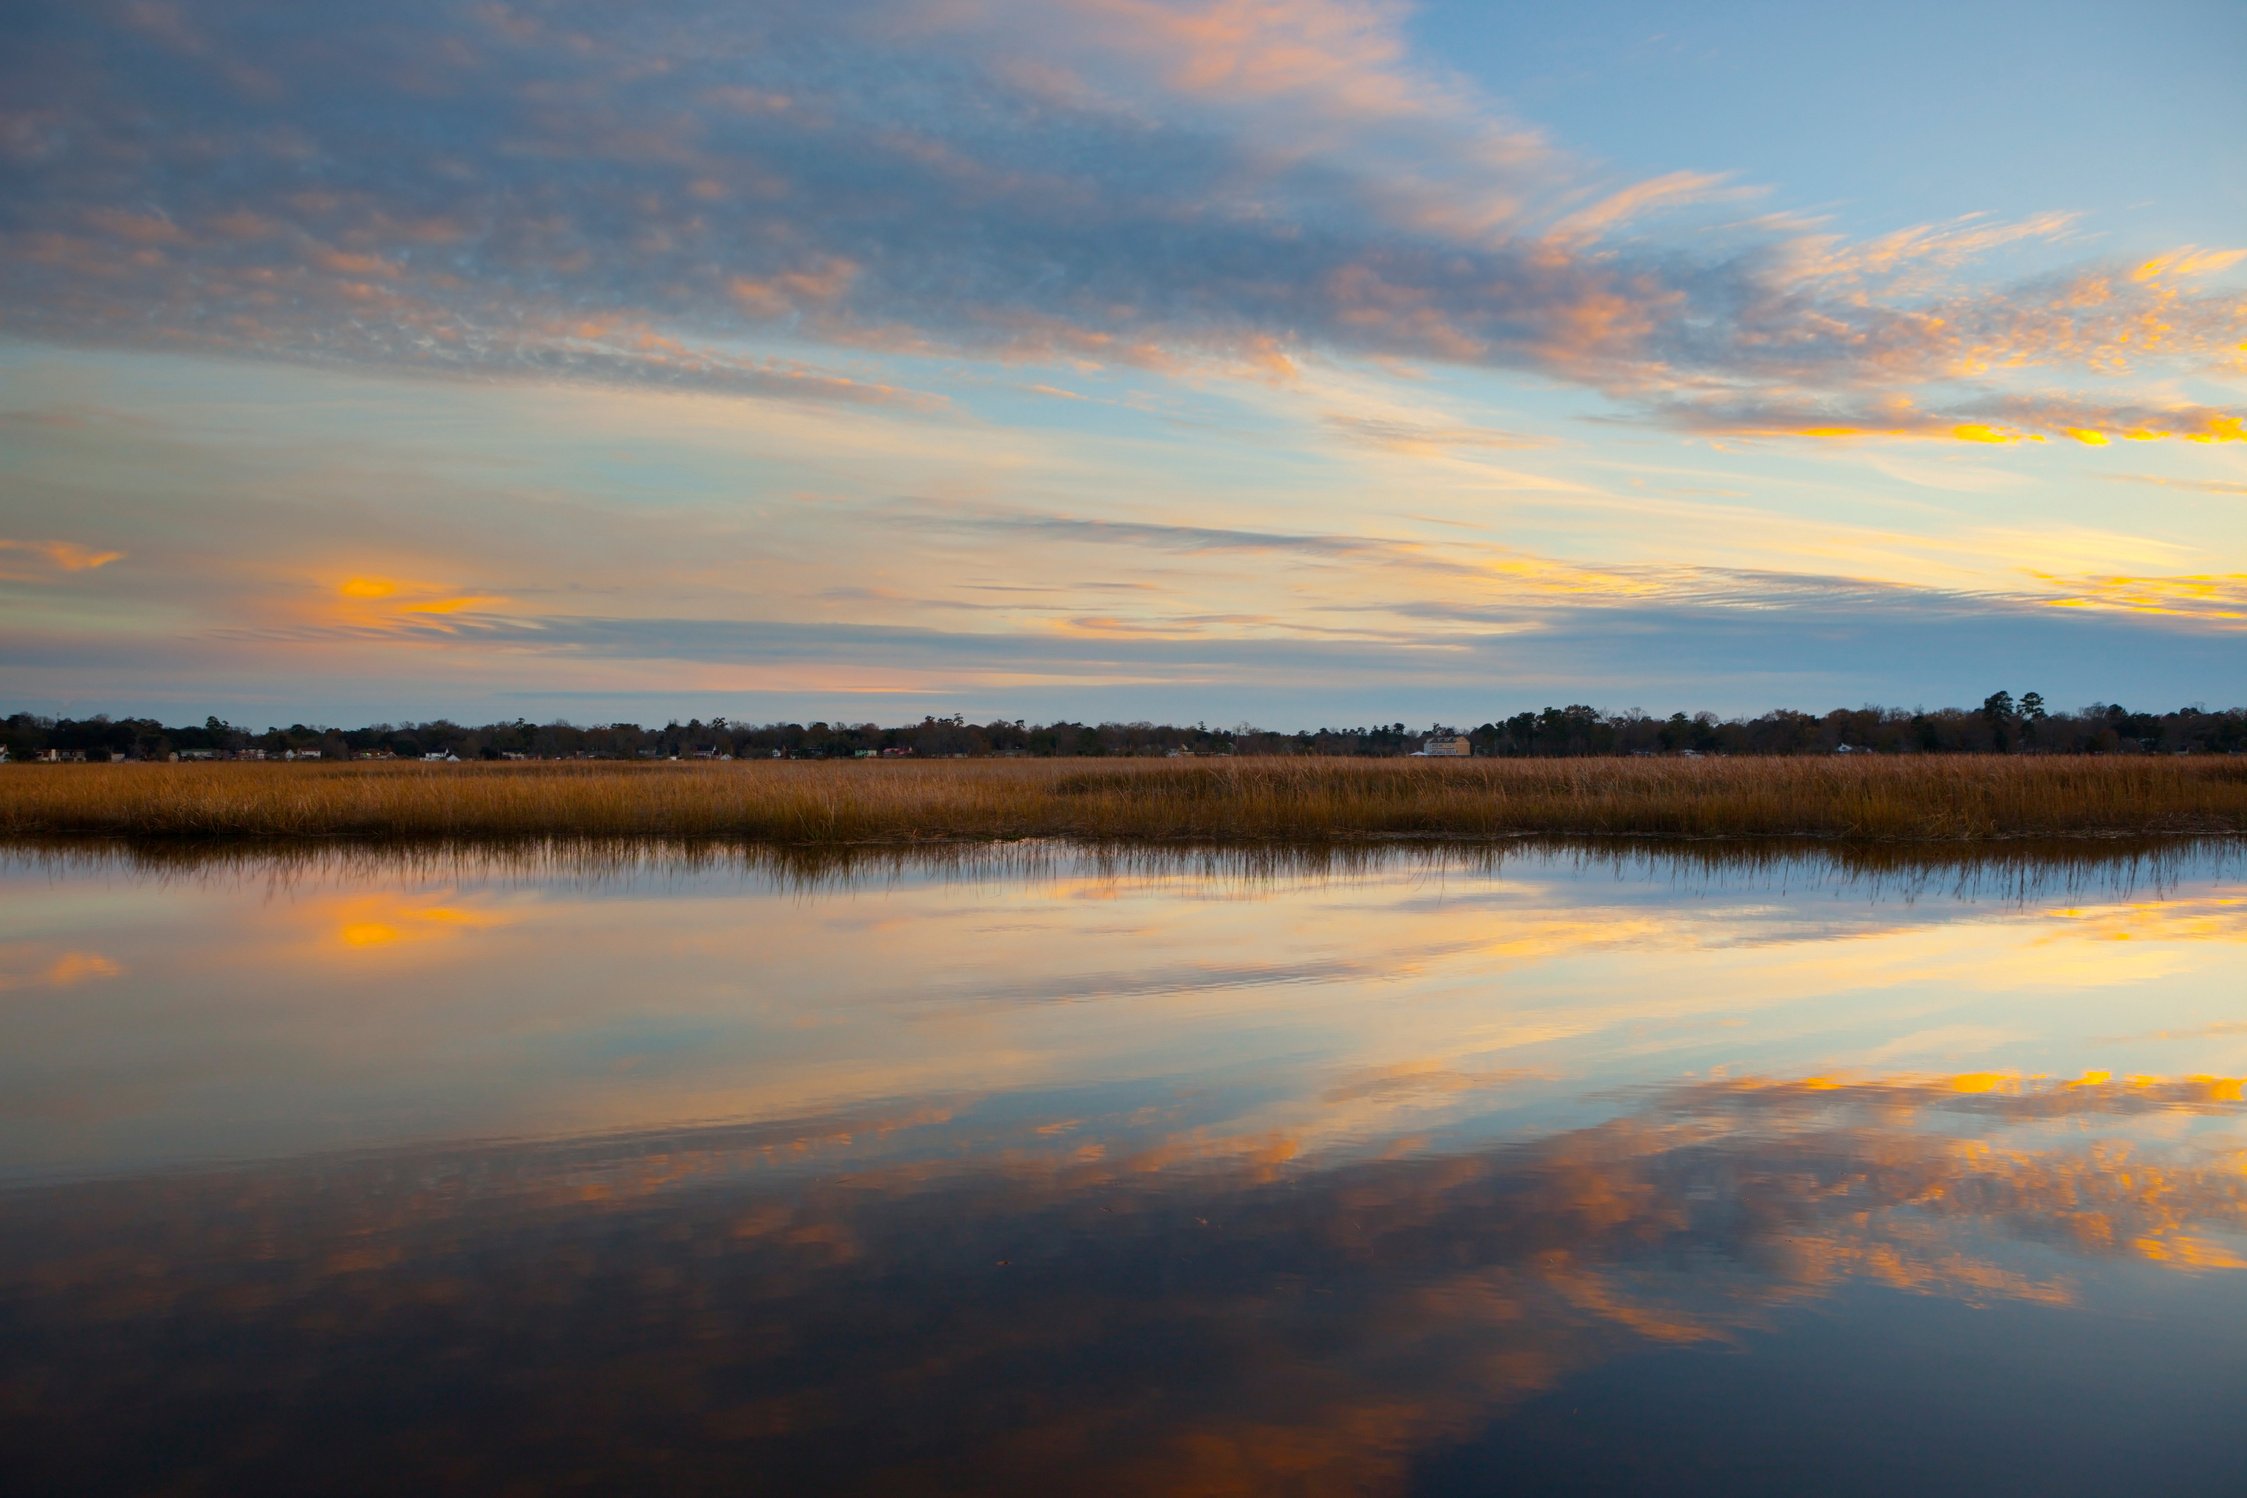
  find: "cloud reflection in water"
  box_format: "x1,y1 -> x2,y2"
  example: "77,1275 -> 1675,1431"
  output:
3,1070 -> 2245,1493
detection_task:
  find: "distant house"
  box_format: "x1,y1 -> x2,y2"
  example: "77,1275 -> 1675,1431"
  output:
1419,734 -> 1472,758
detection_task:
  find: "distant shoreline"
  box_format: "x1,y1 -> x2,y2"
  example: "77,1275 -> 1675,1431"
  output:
4,757 -> 2244,844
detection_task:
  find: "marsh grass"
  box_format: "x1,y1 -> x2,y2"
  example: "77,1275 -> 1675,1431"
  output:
5,755 -> 2246,844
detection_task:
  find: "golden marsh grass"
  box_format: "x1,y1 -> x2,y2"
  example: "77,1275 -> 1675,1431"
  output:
4,755 -> 2246,844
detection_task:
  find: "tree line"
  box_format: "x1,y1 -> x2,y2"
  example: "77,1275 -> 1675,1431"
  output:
6,694 -> 2245,762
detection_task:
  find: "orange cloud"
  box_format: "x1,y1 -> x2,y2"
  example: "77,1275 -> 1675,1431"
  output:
1672,398 -> 2245,448
1546,170 -> 1748,243
317,574 -> 519,636
728,256 -> 860,318
1321,413 -> 1551,454
0,538 -> 125,578
1779,211 -> 2081,287
2025,570 -> 2247,624
1087,0 -> 1419,109
2129,246 -> 2247,282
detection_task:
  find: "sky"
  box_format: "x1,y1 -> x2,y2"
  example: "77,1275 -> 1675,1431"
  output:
1,0 -> 2243,729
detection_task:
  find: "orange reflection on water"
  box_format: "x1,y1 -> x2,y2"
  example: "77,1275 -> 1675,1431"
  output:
0,946 -> 125,991
327,897 -> 514,951
2045,894 -> 2247,928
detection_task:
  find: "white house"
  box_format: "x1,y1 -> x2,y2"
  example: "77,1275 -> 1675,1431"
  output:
1420,734 -> 1472,757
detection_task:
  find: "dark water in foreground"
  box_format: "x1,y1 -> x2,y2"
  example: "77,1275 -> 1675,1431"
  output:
4,840 -> 2246,1495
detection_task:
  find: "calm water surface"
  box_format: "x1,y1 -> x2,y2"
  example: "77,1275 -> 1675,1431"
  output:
4,840 -> 2246,1495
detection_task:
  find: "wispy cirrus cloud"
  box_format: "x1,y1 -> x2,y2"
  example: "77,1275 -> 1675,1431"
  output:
0,538 -> 124,579
1321,413 -> 1552,454
2030,571 -> 2247,623
2100,474 -> 2247,497
1648,394 -> 2247,446
1,0 -> 2238,442
160,505 -> 2247,705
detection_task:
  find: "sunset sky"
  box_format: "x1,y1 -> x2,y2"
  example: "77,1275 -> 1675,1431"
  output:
3,0 -> 2243,727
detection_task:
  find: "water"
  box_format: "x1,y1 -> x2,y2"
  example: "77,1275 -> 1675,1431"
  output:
4,840 -> 2245,1495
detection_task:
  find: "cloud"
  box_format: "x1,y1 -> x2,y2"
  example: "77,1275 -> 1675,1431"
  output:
1321,413 -> 1551,454
0,0 -> 2237,439
2027,571 -> 2247,624
0,538 -> 124,579
917,509 -> 1393,558
167,554 -> 2247,707
900,505 -> 2247,630
1679,1069 -> 2247,1122
1774,211 -> 2083,288
2130,247 -> 2247,283
1645,394 -> 2247,446
1545,169 -> 1754,244
2097,1020 -> 2247,1045
2102,474 -> 2247,497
